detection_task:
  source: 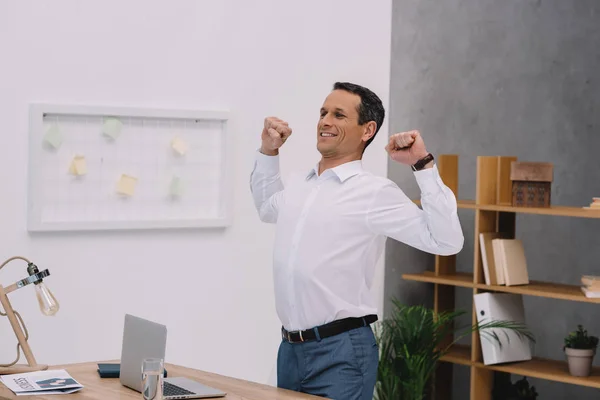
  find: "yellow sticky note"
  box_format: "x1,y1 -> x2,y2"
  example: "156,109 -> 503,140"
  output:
169,176 -> 184,197
116,174 -> 137,196
43,125 -> 63,149
171,136 -> 188,155
102,118 -> 122,139
68,155 -> 87,176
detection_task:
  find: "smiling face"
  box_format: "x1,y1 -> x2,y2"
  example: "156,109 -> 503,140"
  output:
317,89 -> 376,159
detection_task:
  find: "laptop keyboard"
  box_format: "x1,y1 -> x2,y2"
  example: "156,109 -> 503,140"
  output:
163,381 -> 195,397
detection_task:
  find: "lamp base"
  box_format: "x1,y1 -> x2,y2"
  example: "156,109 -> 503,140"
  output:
0,364 -> 48,375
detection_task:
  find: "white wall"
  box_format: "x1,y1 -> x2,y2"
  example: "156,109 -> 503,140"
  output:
0,0 -> 391,386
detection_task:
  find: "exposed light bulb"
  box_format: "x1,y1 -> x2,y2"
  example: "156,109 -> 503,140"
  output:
35,282 -> 59,316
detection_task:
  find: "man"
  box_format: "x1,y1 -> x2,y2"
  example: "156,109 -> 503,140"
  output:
250,82 -> 464,399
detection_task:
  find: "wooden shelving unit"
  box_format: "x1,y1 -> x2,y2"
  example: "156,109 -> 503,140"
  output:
403,155 -> 600,399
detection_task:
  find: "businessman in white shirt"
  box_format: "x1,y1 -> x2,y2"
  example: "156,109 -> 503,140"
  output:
250,82 -> 464,399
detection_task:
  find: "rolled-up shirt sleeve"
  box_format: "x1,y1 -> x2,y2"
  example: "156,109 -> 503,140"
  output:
249,150 -> 285,223
366,164 -> 464,255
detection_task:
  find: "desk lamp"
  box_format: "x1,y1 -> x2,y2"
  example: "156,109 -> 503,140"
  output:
0,256 -> 59,375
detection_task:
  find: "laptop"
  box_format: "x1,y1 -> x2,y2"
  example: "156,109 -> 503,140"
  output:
119,314 -> 227,399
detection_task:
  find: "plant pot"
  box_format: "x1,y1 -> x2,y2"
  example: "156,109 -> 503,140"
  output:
565,347 -> 595,376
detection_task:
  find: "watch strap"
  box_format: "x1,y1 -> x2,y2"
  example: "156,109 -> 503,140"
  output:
411,153 -> 434,171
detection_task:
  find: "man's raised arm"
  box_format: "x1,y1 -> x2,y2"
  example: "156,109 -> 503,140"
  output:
249,117 -> 292,223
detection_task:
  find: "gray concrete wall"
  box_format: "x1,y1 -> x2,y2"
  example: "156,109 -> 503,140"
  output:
386,0 -> 600,398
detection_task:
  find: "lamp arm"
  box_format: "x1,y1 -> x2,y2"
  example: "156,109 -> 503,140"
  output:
0,256 -> 36,368
0,255 -> 50,373
0,306 -> 30,367
0,256 -> 32,271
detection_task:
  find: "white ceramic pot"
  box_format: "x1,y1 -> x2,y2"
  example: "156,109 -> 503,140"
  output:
565,347 -> 595,377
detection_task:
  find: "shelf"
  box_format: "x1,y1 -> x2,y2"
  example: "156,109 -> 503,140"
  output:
414,199 -> 600,218
403,271 -> 474,288
402,272 -> 600,304
459,200 -> 600,218
483,356 -> 600,389
440,345 -> 600,389
440,344 -> 472,366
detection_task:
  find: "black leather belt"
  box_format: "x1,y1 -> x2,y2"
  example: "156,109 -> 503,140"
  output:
281,314 -> 378,343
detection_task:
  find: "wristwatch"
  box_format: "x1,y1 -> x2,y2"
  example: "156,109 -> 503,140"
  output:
411,153 -> 435,171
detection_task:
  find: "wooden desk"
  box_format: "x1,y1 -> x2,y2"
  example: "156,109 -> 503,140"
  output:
0,361 -> 323,399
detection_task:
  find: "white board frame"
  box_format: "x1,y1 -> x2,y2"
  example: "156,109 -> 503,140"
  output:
27,103 -> 233,232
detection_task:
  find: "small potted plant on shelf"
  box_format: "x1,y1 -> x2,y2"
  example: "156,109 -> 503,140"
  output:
493,374 -> 539,400
564,324 -> 599,377
506,376 -> 539,400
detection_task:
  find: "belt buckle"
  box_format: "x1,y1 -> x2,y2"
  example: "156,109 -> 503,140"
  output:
286,330 -> 304,343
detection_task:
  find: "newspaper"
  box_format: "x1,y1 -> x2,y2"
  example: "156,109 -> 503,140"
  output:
0,369 -> 83,396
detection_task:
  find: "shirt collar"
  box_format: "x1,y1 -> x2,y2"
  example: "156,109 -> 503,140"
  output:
306,160 -> 363,182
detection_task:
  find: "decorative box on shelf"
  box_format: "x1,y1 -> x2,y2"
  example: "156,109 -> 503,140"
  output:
510,161 -> 553,207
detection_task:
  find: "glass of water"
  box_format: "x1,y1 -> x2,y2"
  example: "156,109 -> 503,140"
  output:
142,358 -> 164,400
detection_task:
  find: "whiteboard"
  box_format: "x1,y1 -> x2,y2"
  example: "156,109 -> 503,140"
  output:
27,104 -> 232,232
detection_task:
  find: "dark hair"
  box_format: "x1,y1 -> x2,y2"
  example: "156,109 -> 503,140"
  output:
333,81 -> 385,150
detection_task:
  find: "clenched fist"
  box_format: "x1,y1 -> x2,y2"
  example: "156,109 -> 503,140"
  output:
261,117 -> 292,156
385,130 -> 430,166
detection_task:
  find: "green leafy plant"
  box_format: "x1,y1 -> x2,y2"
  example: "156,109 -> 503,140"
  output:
564,324 -> 599,350
373,299 -> 535,400
494,375 -> 539,400
510,376 -> 539,400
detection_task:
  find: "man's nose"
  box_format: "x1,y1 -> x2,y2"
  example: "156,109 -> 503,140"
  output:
321,113 -> 334,126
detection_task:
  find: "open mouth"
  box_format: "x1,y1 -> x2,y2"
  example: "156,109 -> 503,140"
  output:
320,132 -> 337,137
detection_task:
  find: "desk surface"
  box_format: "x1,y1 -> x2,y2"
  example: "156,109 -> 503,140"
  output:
0,361 -> 323,399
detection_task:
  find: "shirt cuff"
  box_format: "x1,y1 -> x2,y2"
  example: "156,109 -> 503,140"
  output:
413,164 -> 445,194
254,149 -> 280,174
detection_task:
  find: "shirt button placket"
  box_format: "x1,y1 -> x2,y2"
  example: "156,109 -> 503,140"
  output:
287,183 -> 321,330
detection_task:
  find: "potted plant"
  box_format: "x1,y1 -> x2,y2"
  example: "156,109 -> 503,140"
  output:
494,375 -> 539,400
373,299 -> 535,400
563,324 -> 598,377
509,376 -> 539,400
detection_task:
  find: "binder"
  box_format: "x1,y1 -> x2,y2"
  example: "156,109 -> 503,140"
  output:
474,292 -> 533,365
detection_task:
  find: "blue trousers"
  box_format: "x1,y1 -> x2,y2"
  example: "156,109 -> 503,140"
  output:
277,325 -> 379,399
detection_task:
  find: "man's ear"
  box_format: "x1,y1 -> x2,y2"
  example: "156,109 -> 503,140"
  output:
362,121 -> 377,143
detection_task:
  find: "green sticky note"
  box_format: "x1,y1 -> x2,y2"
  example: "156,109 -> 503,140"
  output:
102,117 -> 122,139
169,176 -> 184,197
43,125 -> 63,149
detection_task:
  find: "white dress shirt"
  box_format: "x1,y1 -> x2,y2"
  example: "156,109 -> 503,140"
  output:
250,151 -> 464,331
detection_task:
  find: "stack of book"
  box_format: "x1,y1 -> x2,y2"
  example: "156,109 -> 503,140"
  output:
479,234 -> 530,286
581,275 -> 600,298
584,197 -> 600,210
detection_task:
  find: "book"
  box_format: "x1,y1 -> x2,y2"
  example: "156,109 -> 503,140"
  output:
0,369 -> 83,396
583,197 -> 600,209
500,239 -> 529,286
491,238 -> 529,286
479,232 -> 509,285
491,239 -> 507,285
581,275 -> 600,290
581,286 -> 600,298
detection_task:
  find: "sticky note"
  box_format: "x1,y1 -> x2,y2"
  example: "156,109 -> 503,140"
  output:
169,176 -> 184,197
43,125 -> 63,149
102,118 -> 122,139
171,136 -> 188,155
68,155 -> 87,176
116,174 -> 137,196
